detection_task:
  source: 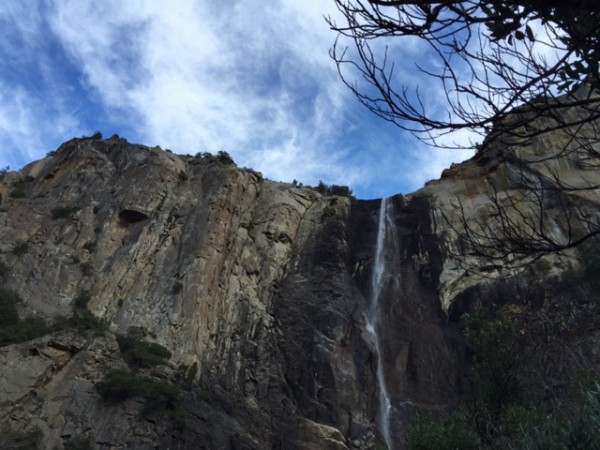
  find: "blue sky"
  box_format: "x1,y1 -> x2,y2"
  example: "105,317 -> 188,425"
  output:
0,1 -> 474,199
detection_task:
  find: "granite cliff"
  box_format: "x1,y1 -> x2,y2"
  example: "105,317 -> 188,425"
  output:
1,100 -> 600,449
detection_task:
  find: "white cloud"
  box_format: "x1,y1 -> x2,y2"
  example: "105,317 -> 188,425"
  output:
0,84 -> 79,169
45,0 -> 359,187
0,0 -> 476,198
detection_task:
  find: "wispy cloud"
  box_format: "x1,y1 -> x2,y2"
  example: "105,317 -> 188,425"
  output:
0,84 -> 79,169
46,1 -> 360,184
0,0 -> 474,198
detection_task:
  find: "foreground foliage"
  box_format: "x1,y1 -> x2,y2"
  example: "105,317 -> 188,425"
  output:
408,307 -> 600,449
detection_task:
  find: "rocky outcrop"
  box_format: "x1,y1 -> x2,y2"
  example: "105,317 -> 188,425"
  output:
0,137 -> 369,449
1,108 -> 600,450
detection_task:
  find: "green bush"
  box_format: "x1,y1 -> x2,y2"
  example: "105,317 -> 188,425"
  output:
81,262 -> 94,276
0,287 -> 107,347
523,384 -> 600,450
82,131 -> 103,140
117,332 -> 172,368
185,362 -> 198,387
407,411 -> 479,450
83,241 -> 96,252
0,260 -> 8,276
534,258 -> 552,274
96,369 -> 143,402
51,206 -> 80,219
172,281 -> 183,295
407,305 -> 600,449
0,288 -> 20,325
12,241 -> 29,256
580,239 -> 600,293
0,288 -> 49,347
58,310 -> 108,336
63,435 -> 92,450
96,369 -> 181,417
216,150 -> 235,165
463,311 -> 527,414
73,290 -> 92,309
0,426 -> 43,450
314,180 -> 354,199
9,176 -> 33,199
0,316 -> 50,347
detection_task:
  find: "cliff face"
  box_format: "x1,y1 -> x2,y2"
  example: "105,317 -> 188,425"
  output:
1,109 -> 600,449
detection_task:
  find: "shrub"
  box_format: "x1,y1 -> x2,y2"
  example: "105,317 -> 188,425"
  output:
0,165 -> 8,181
96,369 -> 142,402
0,426 -> 43,450
197,389 -> 212,404
185,362 -> 198,387
83,241 -> 97,252
59,310 -> 108,335
172,405 -> 187,430
63,435 -> 92,450
117,332 -> 172,368
0,288 -> 50,346
0,259 -> 9,276
406,304 -> 600,449
0,288 -> 24,327
534,258 -> 553,274
12,241 -> 29,256
73,290 -> 92,309
407,411 -> 479,450
0,316 -> 50,347
463,310 -> 528,416
580,239 -> 600,293
216,150 -> 235,165
523,384 -> 600,450
51,206 -> 80,219
329,184 -> 353,197
96,369 -> 181,418
81,262 -> 94,276
313,181 -> 354,199
9,177 -> 33,199
0,287 -> 107,346
52,291 -> 107,336
172,281 -> 183,295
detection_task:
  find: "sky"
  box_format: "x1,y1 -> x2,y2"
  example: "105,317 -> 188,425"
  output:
0,0 -> 475,200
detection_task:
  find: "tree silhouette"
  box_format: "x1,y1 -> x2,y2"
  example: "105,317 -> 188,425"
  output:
328,0 -> 600,146
329,1 -> 600,266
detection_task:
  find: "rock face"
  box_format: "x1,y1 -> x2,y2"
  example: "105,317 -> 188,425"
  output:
1,108 -> 600,450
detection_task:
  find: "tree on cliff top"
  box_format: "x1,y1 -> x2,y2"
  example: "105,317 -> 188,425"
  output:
328,0 -> 600,147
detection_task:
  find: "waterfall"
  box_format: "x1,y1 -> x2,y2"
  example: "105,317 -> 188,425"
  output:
366,197 -> 396,450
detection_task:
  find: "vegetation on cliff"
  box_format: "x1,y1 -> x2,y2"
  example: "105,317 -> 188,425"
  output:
408,240 -> 600,449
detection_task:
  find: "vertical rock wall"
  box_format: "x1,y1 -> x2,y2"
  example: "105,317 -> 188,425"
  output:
2,115 -> 599,450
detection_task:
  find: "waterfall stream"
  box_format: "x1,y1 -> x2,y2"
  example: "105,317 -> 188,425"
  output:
366,197 -> 397,450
